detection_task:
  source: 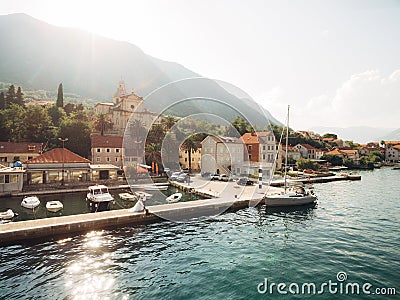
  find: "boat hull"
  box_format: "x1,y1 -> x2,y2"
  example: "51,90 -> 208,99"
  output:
46,201 -> 63,212
21,196 -> 40,209
86,199 -> 111,212
265,195 -> 317,207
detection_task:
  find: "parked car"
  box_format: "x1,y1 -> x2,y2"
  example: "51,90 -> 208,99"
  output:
201,172 -> 212,178
170,172 -> 181,181
237,177 -> 254,186
210,174 -> 220,181
219,174 -> 229,181
177,173 -> 189,183
228,174 -> 238,182
182,168 -> 190,173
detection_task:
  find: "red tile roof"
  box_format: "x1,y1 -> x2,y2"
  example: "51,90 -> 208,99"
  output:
26,148 -> 90,164
91,135 -> 123,148
241,132 -> 272,144
0,142 -> 42,154
299,143 -> 318,150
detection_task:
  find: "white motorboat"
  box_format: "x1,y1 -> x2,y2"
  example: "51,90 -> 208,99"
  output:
119,192 -> 137,201
86,185 -> 114,212
21,196 -> 40,209
143,185 -> 168,191
46,200 -> 63,212
0,209 -> 15,220
135,191 -> 153,198
166,192 -> 182,203
265,105 -> 317,207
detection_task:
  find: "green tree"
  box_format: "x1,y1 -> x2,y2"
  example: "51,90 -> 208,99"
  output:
296,158 -> 319,171
5,85 -> 16,107
24,105 -> 52,142
162,115 -> 177,132
93,113 -> 112,136
47,105 -> 66,127
147,123 -> 165,144
0,92 -> 5,110
322,133 -> 338,139
57,83 -> 64,108
145,143 -> 162,166
15,86 -> 24,106
181,137 -> 199,172
59,112 -> 91,157
2,103 -> 26,141
321,154 -> 343,166
229,116 -> 254,136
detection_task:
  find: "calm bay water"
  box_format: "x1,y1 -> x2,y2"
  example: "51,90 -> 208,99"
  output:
0,168 -> 399,299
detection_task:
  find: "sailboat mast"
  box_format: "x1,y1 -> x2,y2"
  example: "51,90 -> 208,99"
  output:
284,105 -> 290,193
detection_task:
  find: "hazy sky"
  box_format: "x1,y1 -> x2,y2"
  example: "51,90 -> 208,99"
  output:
1,0 -> 399,130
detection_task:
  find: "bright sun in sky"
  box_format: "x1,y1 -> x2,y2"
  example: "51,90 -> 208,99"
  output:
1,0 -> 400,136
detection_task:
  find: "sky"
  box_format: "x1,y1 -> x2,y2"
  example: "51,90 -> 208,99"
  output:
1,0 -> 399,131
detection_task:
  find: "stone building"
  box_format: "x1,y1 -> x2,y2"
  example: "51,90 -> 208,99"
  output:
93,81 -> 158,136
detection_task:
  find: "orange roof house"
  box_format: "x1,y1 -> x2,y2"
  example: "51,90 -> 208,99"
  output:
26,148 -> 90,164
25,148 -> 91,184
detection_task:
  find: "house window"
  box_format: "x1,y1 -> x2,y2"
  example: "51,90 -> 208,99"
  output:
97,148 -> 101,152
263,145 -> 266,151
185,158 -> 187,162
0,175 -> 4,183
106,157 -> 110,162
249,154 -> 252,160
106,149 -> 110,153
0,157 -> 7,162
5,175 -> 10,183
248,145 -> 252,151
28,145 -> 36,151
28,156 -> 33,160
263,154 -> 266,160
115,157 -> 118,162
96,157 -> 101,162
116,149 -> 120,153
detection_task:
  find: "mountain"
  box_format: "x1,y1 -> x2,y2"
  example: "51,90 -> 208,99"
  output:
381,128 -> 400,141
311,126 -> 395,144
0,13 -> 280,127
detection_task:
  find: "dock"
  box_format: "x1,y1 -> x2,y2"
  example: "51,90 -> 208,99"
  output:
0,174 -> 360,245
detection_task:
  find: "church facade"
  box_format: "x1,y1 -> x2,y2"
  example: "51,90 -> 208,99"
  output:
93,81 -> 158,136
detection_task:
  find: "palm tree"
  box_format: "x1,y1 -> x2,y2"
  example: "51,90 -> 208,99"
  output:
147,123 -> 165,144
93,113 -> 112,136
145,143 -> 162,166
162,115 -> 177,132
181,137 -> 198,172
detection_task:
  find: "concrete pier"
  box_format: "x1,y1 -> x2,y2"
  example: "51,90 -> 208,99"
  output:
0,174 -> 359,245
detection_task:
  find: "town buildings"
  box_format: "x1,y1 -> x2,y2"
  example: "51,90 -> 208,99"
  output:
201,136 -> 245,175
0,142 -> 43,167
179,143 -> 202,171
91,135 -> 123,167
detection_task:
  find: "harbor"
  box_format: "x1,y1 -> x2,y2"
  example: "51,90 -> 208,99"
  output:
0,173 -> 358,245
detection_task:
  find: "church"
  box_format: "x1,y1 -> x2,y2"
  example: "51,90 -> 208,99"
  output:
93,81 -> 158,136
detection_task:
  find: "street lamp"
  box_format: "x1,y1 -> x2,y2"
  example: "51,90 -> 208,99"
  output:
58,137 -> 68,185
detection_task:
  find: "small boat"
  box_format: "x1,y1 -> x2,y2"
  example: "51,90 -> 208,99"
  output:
46,200 -> 63,212
0,209 -> 15,220
143,185 -> 168,191
86,185 -> 114,212
135,191 -> 153,198
166,193 -> 182,203
119,192 -> 137,201
21,196 -> 40,209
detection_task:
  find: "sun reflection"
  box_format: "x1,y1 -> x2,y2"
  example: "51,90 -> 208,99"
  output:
63,230 -> 129,299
